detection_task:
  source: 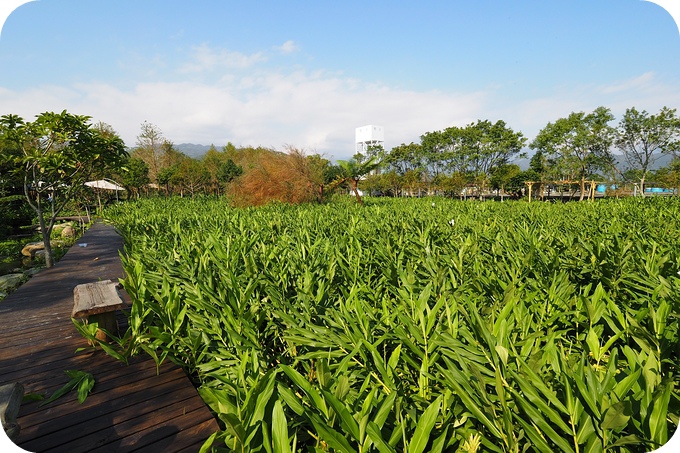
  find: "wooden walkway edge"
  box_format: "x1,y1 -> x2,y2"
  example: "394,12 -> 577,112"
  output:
0,222 -> 219,452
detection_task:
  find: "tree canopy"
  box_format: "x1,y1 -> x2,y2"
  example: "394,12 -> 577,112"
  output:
616,106 -> 680,196
0,111 -> 127,266
530,107 -> 615,200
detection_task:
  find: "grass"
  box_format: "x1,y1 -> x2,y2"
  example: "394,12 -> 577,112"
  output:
101,196 -> 679,452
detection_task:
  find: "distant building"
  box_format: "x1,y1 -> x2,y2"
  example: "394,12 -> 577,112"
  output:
355,125 -> 384,155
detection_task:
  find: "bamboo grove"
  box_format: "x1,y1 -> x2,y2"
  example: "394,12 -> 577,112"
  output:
101,196 -> 680,452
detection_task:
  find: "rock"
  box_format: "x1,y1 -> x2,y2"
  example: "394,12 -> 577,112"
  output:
34,250 -> 46,261
24,267 -> 43,277
0,274 -> 25,292
61,225 -> 75,238
20,241 -> 61,258
21,242 -> 44,258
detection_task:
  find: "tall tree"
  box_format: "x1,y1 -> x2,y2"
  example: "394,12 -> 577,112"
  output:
421,128 -> 466,176
461,119 -> 526,177
132,121 -> 168,184
530,107 -> 615,200
173,157 -> 210,197
615,106 -> 680,196
386,142 -> 425,175
0,111 -> 127,267
202,145 -> 224,194
216,159 -> 243,188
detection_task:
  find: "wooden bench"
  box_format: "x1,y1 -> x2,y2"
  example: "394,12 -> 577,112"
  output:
72,280 -> 126,343
0,382 -> 23,442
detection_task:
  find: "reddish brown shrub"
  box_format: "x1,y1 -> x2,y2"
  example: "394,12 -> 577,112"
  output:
228,147 -> 322,206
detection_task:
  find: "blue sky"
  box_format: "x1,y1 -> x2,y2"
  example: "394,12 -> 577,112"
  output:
0,0 -> 679,161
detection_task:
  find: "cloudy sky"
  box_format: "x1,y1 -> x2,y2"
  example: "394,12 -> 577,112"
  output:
0,0 -> 679,160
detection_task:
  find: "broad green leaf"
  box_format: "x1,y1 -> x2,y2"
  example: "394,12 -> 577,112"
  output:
40,370 -> 95,406
310,415 -> 358,453
586,328 -> 600,362
366,422 -> 396,453
322,390 -> 360,441
601,400 -> 632,431
279,364 -> 328,418
649,381 -> 673,445
408,396 -> 442,453
272,400 -> 291,453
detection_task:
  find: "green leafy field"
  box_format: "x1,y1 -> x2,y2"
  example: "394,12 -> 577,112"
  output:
104,197 -> 679,452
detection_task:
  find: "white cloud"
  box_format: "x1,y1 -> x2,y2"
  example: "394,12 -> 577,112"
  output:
0,69 -> 487,159
179,43 -> 266,73
275,40 -> 299,54
1,66 -> 678,160
600,71 -> 655,94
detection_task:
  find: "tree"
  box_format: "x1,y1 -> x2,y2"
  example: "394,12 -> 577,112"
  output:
172,158 -> 210,197
0,115 -> 33,237
0,111 -> 127,267
386,142 -> 424,175
202,144 -> 224,195
615,106 -> 680,196
304,153 -> 335,201
461,119 -> 526,177
431,172 -> 467,198
490,164 -> 521,200
421,128 -> 466,176
381,171 -> 403,197
335,157 -> 381,205
119,157 -> 150,198
420,120 -> 525,180
156,144 -> 189,195
402,169 -> 425,196
654,159 -> 680,195
216,159 -> 243,186
131,121 -> 169,184
530,107 -> 615,201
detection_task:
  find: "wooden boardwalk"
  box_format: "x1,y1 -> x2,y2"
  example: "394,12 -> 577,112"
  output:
0,223 -> 219,452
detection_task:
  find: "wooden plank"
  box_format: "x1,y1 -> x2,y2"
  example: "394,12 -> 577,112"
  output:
18,361 -> 184,428
19,374 -> 202,451
37,396 -> 210,453
16,356 -> 158,418
72,279 -> 126,318
0,354 -> 133,397
87,408 -> 217,453
0,223 -> 219,452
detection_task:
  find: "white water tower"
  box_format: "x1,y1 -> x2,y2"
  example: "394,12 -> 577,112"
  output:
355,125 -> 384,155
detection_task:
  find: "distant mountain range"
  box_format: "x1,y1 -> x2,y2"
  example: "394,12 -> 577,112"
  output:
175,143 -> 218,158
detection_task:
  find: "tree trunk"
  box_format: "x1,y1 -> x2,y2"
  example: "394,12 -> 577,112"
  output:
639,176 -> 646,198
579,177 -> 586,201
37,210 -> 54,268
351,179 -> 364,205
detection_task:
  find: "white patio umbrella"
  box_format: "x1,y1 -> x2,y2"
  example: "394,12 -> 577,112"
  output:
84,179 -> 125,191
84,179 -> 125,210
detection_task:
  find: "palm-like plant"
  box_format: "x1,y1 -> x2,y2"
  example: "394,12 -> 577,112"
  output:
334,156 -> 381,205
